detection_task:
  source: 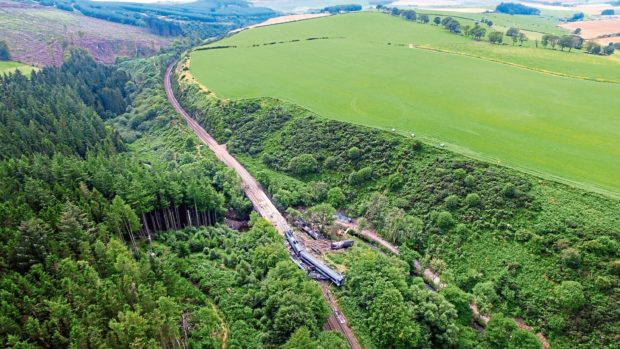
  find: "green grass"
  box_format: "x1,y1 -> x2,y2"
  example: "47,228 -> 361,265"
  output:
0,61 -> 37,76
190,12 -> 620,197
415,8 -> 570,37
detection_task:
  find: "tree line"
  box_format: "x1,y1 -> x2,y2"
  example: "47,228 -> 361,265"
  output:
377,6 -> 616,56
495,2 -> 540,15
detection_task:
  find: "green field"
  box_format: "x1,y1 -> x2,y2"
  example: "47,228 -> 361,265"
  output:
190,12 -> 620,196
0,61 -> 37,76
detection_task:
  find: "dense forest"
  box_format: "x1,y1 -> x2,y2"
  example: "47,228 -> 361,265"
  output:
0,50 -> 345,347
495,2 -> 541,16
175,71 -> 620,348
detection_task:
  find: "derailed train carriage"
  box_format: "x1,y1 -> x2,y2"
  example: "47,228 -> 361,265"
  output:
286,230 -> 344,286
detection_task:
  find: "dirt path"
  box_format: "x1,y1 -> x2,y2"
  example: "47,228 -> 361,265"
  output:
337,219 -> 549,348
210,303 -> 228,349
165,62 -> 360,349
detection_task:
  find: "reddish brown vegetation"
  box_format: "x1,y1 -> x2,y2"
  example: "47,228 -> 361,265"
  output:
0,0 -> 172,66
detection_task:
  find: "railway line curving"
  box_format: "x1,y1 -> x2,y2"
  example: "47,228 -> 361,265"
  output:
164,61 -> 361,349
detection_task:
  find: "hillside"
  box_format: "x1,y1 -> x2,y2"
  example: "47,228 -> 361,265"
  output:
190,11 -> 620,197
176,58 -> 620,348
0,0 -> 172,66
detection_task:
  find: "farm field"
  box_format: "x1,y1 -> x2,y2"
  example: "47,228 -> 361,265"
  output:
415,7 -> 570,36
0,61 -> 37,76
190,12 -> 620,196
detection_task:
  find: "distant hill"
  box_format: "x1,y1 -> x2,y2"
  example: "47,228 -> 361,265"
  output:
0,0 -> 173,66
32,0 -> 277,38
0,0 -> 278,67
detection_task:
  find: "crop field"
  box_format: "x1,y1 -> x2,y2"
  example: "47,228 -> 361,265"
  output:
190,12 -> 620,196
0,61 -> 37,76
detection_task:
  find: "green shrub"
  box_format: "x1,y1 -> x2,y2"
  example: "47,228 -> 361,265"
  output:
348,146 -> 361,160
465,193 -> 481,207
548,314 -> 565,333
437,211 -> 454,230
327,187 -> 346,208
555,281 -> 585,312
610,260 -> 620,275
445,195 -> 459,210
350,166 -> 373,185
464,174 -> 475,187
561,248 -> 581,269
388,173 -> 404,191
453,168 -> 466,181
288,154 -> 318,174
456,223 -> 468,235
594,276 -> 612,290
324,155 -> 338,170
503,183 -> 516,198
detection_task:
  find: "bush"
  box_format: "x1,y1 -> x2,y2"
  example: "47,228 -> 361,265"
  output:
502,183 -> 516,198
350,166 -> 373,185
288,154 -> 318,175
412,140 -> 423,151
561,248 -> 581,269
454,168 -> 466,181
548,314 -> 565,333
465,193 -> 481,207
324,156 -> 338,170
445,195 -> 460,210
327,187 -> 346,208
464,174 -> 475,187
348,146 -> 361,160
555,281 -> 585,312
437,211 -> 454,230
610,260 -> 620,275
456,223 -> 468,235
387,173 -> 404,191
594,276 -> 612,290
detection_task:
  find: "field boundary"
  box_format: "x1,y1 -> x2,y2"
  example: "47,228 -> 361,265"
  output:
410,44 -> 620,84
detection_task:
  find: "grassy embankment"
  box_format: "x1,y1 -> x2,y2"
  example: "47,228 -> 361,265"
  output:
0,61 -> 38,76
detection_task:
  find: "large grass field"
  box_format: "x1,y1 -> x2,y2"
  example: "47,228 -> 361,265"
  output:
190,12 -> 620,196
0,61 -> 37,76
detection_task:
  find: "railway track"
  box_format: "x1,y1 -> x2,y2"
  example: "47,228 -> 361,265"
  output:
164,61 -> 361,349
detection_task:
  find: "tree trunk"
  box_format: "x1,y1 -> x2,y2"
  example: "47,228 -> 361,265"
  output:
142,212 -> 152,242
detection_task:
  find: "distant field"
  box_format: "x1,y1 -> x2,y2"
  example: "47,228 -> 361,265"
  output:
190,12 -> 620,196
0,61 -> 37,76
415,8 -> 570,36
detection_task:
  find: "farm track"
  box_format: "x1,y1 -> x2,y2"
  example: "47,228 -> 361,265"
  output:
164,62 -> 361,349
